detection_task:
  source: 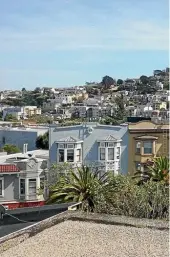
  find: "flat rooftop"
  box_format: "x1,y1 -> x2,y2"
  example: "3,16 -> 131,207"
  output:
1,220 -> 168,257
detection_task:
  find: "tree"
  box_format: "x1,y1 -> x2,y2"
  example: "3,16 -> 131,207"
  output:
36,132 -> 49,149
22,87 -> 26,92
2,144 -> 20,154
140,75 -> 149,84
117,79 -> 124,85
101,76 -> 115,89
4,114 -> 17,121
47,165 -> 107,211
133,157 -> 170,185
163,82 -> 169,90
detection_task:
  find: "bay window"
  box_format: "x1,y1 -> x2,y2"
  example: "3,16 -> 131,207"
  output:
67,149 -> 74,162
100,148 -> 105,160
98,142 -> 121,161
57,142 -> 82,163
144,141 -> 153,154
108,148 -> 114,160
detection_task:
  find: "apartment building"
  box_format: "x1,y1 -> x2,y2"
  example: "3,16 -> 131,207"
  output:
49,123 -> 128,176
0,149 -> 48,209
128,120 -> 169,176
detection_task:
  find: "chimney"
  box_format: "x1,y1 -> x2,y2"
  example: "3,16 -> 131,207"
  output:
23,144 -> 26,154
25,143 -> 28,153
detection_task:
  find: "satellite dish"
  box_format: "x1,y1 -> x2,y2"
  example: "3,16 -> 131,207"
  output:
0,205 -> 6,219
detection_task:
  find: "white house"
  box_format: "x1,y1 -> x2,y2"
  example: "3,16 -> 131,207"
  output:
49,123 -> 128,176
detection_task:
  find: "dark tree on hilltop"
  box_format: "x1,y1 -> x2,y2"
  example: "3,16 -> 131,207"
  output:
36,132 -> 49,150
101,76 -> 115,89
117,79 -> 124,85
140,75 -> 149,84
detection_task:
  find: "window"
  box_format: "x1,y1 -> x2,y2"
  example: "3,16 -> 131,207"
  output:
108,142 -> 114,147
0,178 -> 4,196
76,149 -> 81,162
59,149 -> 64,162
29,179 -> 36,194
58,144 -> 64,149
135,162 -> 141,171
108,148 -> 114,160
67,144 -> 74,149
117,147 -> 120,159
67,149 -> 74,162
100,148 -> 105,160
100,142 -> 105,147
136,141 -> 141,154
40,177 -> 45,191
20,179 -> 25,195
144,141 -> 153,154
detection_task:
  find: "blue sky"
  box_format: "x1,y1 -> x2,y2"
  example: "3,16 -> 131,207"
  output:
0,0 -> 169,89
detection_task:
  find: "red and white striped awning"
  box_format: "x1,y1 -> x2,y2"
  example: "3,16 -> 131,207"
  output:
0,164 -> 20,173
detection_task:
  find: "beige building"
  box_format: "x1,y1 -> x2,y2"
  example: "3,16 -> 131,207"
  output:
128,121 -> 169,175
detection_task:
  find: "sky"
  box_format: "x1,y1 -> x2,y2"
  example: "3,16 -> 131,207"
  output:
0,0 -> 169,90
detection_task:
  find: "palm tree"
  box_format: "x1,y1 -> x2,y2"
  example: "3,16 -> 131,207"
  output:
133,157 -> 169,185
147,156 -> 169,184
47,166 -> 107,211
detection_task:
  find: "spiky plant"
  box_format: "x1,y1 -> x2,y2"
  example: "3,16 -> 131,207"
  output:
133,157 -> 170,185
47,165 -> 107,211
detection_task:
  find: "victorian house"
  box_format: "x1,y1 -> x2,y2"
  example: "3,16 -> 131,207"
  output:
49,123 -> 128,176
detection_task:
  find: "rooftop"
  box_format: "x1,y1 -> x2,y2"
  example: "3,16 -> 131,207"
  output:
1,218 -> 168,257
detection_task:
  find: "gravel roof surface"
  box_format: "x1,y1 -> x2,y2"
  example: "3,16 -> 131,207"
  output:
1,220 -> 169,257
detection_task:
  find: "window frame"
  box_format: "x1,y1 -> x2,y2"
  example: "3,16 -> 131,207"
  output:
135,162 -> 141,171
108,147 -> 114,161
135,141 -> 141,154
19,178 -> 25,196
58,149 -> 65,162
67,149 -> 74,162
143,141 -> 153,155
28,178 -> 37,195
99,147 -> 106,161
76,149 -> 81,162
0,178 -> 4,197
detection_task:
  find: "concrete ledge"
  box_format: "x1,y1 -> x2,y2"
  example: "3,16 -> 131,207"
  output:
0,207 -> 168,254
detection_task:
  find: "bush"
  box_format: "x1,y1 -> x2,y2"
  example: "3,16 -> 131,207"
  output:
95,175 -> 169,220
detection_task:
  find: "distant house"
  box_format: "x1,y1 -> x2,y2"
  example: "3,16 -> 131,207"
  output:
0,149 -> 48,209
49,123 -> 128,175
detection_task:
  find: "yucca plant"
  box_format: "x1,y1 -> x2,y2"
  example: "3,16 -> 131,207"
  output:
148,156 -> 169,184
46,165 -> 107,211
133,157 -> 170,185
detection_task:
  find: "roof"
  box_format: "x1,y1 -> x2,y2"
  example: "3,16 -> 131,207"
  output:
0,164 -> 20,173
56,136 -> 80,142
98,134 -> 121,142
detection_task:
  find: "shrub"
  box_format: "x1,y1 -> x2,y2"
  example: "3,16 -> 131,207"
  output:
95,174 -> 169,220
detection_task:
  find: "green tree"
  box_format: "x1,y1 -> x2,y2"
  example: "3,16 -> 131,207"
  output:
101,76 -> 115,89
36,132 -> 49,149
140,75 -> 149,84
133,157 -> 169,185
4,114 -> 17,121
47,165 -> 106,211
117,79 -> 124,85
3,144 -> 21,154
